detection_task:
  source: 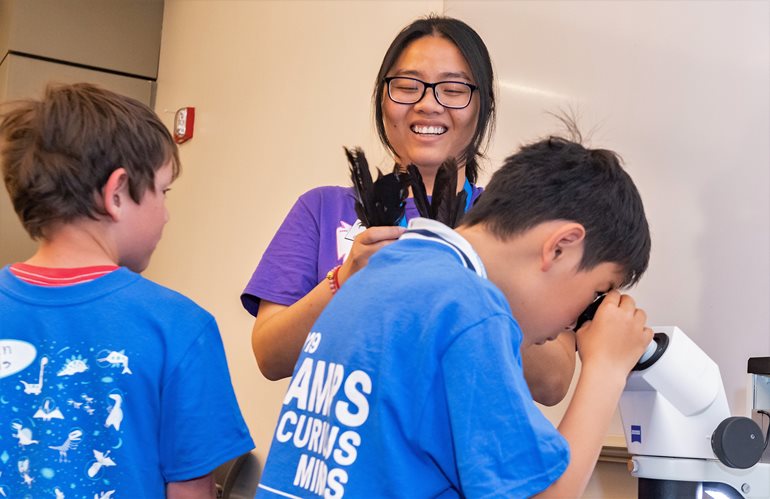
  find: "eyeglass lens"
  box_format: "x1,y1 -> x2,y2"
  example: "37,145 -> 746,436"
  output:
388,77 -> 473,109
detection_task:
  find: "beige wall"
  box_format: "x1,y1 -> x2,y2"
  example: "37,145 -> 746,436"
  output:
585,461 -> 637,498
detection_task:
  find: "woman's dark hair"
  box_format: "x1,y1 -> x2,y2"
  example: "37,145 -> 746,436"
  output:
373,15 -> 495,184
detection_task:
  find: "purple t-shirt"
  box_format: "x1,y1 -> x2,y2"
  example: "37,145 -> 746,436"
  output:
240,185 -> 483,316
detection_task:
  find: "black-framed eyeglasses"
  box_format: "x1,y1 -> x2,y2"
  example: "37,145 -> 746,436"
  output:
384,76 -> 478,110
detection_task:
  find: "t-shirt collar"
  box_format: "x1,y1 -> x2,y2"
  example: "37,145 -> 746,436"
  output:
401,218 -> 487,279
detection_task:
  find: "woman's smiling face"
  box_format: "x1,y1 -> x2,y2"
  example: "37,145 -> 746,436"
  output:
382,35 -> 480,171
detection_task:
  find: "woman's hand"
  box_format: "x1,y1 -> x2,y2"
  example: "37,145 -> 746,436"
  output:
521,333 -> 576,406
338,226 -> 406,284
252,225 -> 405,380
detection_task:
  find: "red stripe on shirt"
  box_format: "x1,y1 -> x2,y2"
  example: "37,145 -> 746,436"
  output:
9,263 -> 119,286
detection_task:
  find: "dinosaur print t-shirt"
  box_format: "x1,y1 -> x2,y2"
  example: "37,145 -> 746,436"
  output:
0,266 -> 254,498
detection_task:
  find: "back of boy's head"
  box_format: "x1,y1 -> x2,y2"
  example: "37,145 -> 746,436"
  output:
0,82 -> 180,239
463,135 -> 651,287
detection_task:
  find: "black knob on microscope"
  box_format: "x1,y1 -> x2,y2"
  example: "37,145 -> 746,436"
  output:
711,416 -> 764,469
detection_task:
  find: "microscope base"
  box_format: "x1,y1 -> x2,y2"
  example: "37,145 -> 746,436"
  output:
631,455 -> 770,498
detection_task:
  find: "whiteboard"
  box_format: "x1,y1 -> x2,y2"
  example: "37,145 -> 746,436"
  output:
446,0 -> 770,433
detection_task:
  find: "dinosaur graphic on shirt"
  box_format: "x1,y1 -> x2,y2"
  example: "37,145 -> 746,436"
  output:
104,394 -> 123,430
33,399 -> 64,421
20,356 -> 47,395
48,429 -> 83,462
11,423 -> 38,446
87,449 -> 116,478
17,458 -> 33,487
57,356 -> 88,377
97,350 -> 132,375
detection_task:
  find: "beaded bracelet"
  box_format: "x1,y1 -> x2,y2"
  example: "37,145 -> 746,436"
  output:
326,265 -> 342,294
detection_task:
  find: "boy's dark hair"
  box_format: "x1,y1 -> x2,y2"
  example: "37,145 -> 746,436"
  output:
373,14 -> 495,184
462,136 -> 651,287
0,82 -> 180,239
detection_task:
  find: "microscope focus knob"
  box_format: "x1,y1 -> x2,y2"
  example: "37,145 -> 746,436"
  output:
711,416 -> 764,469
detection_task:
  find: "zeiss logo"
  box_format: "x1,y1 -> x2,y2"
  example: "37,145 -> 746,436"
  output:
631,425 -> 642,443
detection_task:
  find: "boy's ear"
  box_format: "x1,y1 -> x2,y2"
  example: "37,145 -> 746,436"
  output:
541,222 -> 586,272
102,168 -> 129,221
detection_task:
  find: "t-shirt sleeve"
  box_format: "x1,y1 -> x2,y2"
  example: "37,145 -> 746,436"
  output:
440,315 -> 569,498
159,317 -> 254,482
241,193 -> 322,316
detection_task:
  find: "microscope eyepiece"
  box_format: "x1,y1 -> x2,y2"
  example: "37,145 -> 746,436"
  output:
574,293 -> 607,331
633,333 -> 669,371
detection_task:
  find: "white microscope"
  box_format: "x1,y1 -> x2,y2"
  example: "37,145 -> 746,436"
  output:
618,326 -> 770,498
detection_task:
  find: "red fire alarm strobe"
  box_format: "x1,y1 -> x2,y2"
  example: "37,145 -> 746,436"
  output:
174,107 -> 195,144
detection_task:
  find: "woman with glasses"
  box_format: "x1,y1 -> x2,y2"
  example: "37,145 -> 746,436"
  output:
241,15 -> 576,406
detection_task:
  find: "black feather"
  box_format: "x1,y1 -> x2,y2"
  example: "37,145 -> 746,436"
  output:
448,190 -> 468,228
372,169 -> 409,225
429,162 -> 452,220
346,147 -> 373,226
406,164 -> 431,218
432,160 -> 469,228
346,147 -> 409,227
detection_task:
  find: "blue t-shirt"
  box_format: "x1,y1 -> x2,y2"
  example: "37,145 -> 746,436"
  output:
256,219 -> 568,498
0,267 -> 254,498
